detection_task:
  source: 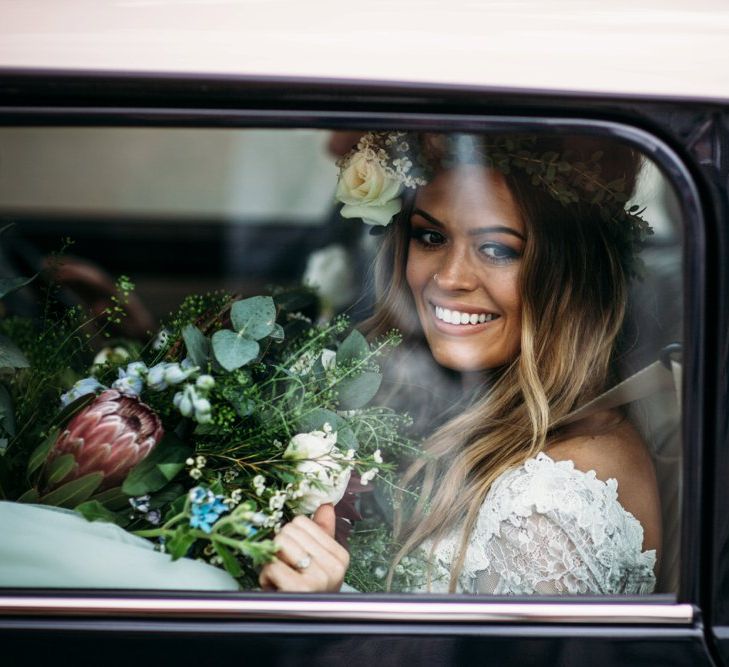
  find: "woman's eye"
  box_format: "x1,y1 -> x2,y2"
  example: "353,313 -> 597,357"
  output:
479,242 -> 520,263
412,229 -> 446,248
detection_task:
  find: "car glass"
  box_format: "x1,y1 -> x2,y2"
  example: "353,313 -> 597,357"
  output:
0,127 -> 682,596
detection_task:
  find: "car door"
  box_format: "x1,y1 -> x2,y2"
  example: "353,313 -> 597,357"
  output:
0,71 -> 724,666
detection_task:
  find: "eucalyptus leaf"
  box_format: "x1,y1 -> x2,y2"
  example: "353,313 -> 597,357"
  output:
27,428 -> 60,477
0,384 -> 15,436
230,296 -> 276,340
0,275 -> 35,300
45,453 -> 76,486
213,540 -> 242,578
337,330 -> 369,365
0,333 -> 29,369
337,371 -> 382,410
40,472 -> 104,508
182,324 -> 211,368
122,432 -> 191,496
212,330 -> 259,371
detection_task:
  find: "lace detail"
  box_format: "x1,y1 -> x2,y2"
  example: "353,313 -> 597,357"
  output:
415,453 -> 657,595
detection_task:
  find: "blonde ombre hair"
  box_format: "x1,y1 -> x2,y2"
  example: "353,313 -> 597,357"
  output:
362,134 -> 642,592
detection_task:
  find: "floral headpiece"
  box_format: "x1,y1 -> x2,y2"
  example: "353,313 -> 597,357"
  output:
334,131 -> 653,275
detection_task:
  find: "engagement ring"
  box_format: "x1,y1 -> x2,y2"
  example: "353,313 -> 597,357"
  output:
295,555 -> 312,571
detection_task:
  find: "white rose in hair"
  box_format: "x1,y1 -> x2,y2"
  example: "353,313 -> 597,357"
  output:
335,154 -> 403,226
283,428 -> 352,515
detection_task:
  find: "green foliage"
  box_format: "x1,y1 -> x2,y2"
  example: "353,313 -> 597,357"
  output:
39,472 -> 103,508
345,520 -> 427,593
122,433 -> 191,496
212,330 -> 259,371
230,296 -> 276,340
0,333 -> 29,369
182,324 -> 210,368
0,275 -> 414,592
45,453 -> 75,486
75,500 -> 126,525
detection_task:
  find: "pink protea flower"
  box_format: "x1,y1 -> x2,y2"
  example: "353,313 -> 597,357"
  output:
48,389 -> 163,489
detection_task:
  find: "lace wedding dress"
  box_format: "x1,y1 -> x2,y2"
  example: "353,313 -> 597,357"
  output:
415,453 -> 657,595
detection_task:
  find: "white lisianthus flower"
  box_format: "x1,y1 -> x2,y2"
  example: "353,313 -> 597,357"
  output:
283,429 -> 352,515
335,154 -> 403,226
303,244 -> 354,310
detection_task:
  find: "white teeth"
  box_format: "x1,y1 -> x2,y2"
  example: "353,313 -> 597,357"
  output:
434,306 -> 496,325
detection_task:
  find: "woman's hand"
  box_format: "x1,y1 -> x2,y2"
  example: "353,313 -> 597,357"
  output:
258,503 -> 350,592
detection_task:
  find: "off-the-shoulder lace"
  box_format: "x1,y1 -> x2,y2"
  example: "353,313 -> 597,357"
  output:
414,452 -> 657,595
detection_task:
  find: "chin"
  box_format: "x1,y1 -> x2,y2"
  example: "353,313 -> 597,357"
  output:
428,339 -> 519,373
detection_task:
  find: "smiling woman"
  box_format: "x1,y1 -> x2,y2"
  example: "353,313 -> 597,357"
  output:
261,131 -> 669,595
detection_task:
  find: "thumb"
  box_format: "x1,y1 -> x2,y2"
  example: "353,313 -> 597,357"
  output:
312,503 -> 336,538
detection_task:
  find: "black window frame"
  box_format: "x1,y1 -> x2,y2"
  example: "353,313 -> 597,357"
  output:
0,71 -> 720,635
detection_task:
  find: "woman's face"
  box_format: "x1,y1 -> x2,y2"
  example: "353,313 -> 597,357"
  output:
406,165 -> 526,373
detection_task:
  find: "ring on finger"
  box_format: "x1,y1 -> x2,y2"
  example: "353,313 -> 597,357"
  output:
295,553 -> 313,571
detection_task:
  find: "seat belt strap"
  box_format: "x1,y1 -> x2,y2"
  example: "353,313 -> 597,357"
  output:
560,359 -> 681,427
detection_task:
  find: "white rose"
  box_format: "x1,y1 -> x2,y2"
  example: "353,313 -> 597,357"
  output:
335,154 -> 403,226
284,430 -> 337,461
283,430 -> 351,514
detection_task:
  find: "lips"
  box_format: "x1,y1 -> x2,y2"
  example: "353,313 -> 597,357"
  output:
432,303 -> 500,326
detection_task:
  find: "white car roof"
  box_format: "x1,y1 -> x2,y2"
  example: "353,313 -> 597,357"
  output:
1,0 -> 728,102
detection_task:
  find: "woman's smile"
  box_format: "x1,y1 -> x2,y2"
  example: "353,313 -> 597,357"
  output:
430,301 -> 500,333
406,164 -> 525,372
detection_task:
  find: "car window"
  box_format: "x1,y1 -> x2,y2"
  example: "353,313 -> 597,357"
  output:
0,126 -> 683,596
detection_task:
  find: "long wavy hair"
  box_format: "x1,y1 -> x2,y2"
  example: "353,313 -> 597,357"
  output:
361,133 -> 643,592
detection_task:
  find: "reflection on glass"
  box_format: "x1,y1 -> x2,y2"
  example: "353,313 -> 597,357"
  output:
0,129 -> 681,595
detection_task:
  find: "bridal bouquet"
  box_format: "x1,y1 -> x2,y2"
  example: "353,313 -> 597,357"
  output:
0,274 -> 417,590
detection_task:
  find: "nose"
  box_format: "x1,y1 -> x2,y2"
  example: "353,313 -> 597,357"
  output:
433,243 -> 479,292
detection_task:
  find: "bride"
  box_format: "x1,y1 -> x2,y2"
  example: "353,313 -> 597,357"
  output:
259,131 -> 661,595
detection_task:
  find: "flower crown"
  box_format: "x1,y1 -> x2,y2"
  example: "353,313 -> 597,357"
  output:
334,131 -> 653,275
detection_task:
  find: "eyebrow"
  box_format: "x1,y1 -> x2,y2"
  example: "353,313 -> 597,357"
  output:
412,207 -> 526,241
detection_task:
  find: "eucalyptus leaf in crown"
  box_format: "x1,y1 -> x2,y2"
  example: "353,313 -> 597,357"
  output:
0,275 -> 416,590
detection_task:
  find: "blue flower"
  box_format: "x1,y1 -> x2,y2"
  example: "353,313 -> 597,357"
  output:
60,377 -> 106,407
111,362 -> 147,396
189,486 -> 209,504
188,486 -> 229,533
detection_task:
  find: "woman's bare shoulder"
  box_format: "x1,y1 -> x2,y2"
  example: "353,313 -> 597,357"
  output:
545,412 -> 662,555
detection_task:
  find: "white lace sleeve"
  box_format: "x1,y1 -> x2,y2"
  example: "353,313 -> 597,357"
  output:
422,453 -> 657,595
